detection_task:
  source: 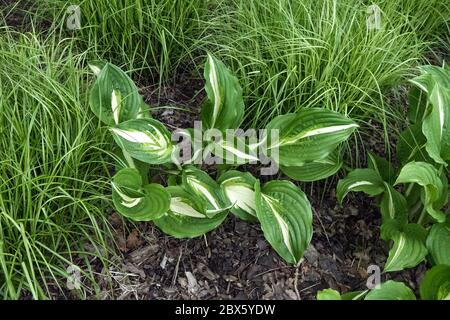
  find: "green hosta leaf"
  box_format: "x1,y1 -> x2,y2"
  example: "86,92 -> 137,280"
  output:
411,65 -> 450,164
317,289 -> 367,300
426,221 -> 450,266
110,118 -> 173,165
316,289 -> 342,300
364,281 -> 416,300
255,180 -> 313,264
88,60 -> 107,76
182,166 -> 230,217
435,172 -> 449,210
395,162 -> 446,222
265,108 -> 358,166
281,151 -> 343,182
201,53 -> 244,131
367,152 -> 396,184
154,186 -> 228,238
420,265 -> 450,300
218,170 -> 258,222
89,63 -> 142,125
111,168 -> 170,221
396,124 -> 430,165
422,83 -> 450,164
381,222 -> 428,272
336,168 -> 385,203
407,85 -> 428,124
380,183 -> 408,224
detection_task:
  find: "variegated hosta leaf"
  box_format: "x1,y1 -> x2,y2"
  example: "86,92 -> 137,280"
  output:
336,168 -> 385,203
89,63 -> 142,125
88,60 -> 107,76
111,168 -> 170,221
182,166 -> 230,217
364,281 -> 416,300
395,162 -> 446,222
154,186 -> 228,238
380,183 -> 408,225
420,265 -> 450,300
426,221 -> 450,266
110,118 -> 173,165
255,180 -> 313,264
201,53 -> 244,132
367,152 -> 396,184
264,108 -> 358,166
218,170 -> 258,222
410,65 -> 450,164
381,222 -> 428,272
280,151 -> 343,182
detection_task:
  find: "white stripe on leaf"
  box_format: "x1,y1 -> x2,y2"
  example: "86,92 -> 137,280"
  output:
347,181 -> 374,189
170,197 -> 206,218
186,176 -> 221,210
208,54 -> 221,128
112,90 -> 121,125
224,184 -> 256,215
263,194 -> 295,260
111,182 -> 143,208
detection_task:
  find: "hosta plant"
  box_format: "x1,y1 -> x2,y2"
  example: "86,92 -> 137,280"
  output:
337,65 -> 450,274
89,54 -> 358,264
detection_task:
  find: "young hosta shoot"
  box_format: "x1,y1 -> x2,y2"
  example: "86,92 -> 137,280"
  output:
112,168 -> 170,221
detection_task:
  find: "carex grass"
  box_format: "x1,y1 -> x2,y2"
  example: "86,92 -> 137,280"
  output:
38,0 -> 209,83
0,28 -> 116,299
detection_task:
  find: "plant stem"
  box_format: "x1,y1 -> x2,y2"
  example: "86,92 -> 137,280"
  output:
417,206 -> 427,226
